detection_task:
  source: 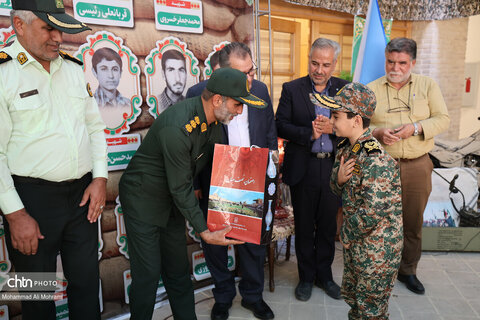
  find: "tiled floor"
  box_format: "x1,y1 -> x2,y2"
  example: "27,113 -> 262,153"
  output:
149,239 -> 480,320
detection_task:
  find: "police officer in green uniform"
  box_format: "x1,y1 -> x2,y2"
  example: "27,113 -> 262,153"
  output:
119,68 -> 267,320
311,83 -> 403,319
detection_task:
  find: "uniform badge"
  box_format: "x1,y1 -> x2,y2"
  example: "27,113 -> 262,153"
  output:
185,124 -> 193,133
352,143 -> 361,154
337,138 -> 348,148
194,116 -> 200,125
201,123 -> 207,132
353,164 -> 361,176
17,52 -> 28,65
363,140 -> 381,155
86,83 -> 93,97
56,0 -> 64,8
190,120 -> 197,128
0,51 -> 12,64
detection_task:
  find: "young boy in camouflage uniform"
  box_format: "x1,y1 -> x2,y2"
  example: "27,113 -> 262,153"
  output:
311,82 -> 403,320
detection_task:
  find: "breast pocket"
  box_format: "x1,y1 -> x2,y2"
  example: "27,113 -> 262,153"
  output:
411,98 -> 430,121
10,93 -> 48,135
67,87 -> 89,121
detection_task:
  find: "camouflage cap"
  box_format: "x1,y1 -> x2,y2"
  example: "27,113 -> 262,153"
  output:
310,82 -> 376,119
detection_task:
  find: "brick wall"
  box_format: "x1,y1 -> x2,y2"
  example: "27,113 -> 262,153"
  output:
411,18 -> 468,140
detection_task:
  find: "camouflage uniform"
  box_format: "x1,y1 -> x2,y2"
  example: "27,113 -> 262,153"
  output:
311,83 -> 403,320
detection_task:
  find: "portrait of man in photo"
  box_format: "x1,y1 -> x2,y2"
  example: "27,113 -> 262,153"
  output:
91,47 -> 131,128
157,49 -> 187,114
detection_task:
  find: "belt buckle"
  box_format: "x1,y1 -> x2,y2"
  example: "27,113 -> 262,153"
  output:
317,152 -> 328,159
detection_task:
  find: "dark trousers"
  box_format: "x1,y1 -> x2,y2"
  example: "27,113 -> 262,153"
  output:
201,240 -> 265,304
289,157 -> 339,284
4,174 -> 100,320
124,211 -> 196,320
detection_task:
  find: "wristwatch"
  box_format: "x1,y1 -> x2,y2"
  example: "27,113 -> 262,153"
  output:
413,122 -> 419,136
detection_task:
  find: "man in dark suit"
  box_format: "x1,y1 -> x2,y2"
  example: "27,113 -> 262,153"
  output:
276,38 -> 349,302
119,68 -> 268,320
186,42 -> 277,320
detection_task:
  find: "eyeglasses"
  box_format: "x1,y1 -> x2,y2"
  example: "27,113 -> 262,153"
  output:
244,61 -> 257,77
386,83 -> 412,113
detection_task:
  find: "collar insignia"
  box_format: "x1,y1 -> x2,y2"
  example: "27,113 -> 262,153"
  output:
194,116 -> 200,125
201,123 -> 207,132
352,143 -> 361,154
190,120 -> 197,128
17,52 -> 28,65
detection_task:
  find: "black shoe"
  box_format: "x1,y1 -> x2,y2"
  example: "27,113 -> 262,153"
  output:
295,281 -> 313,301
211,302 -> 232,320
397,274 -> 425,294
241,299 -> 274,320
315,280 -> 342,300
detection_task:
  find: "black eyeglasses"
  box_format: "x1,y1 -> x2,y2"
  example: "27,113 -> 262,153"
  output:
244,61 -> 257,77
386,83 -> 412,113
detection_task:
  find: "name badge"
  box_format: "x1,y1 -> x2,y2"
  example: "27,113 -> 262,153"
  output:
19,89 -> 39,98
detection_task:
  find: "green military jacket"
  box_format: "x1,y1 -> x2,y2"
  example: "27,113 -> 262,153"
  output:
330,129 -> 403,247
119,96 -> 222,232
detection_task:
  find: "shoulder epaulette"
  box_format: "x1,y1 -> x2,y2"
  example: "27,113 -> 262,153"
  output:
337,138 -> 349,149
182,115 -> 202,136
362,139 -> 382,156
59,51 -> 83,66
0,51 -> 12,64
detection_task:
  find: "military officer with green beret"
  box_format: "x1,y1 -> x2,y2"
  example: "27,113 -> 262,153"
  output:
0,0 -> 106,319
119,67 -> 268,320
311,83 -> 403,319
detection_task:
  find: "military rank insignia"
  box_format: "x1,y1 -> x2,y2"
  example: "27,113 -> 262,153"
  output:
0,51 -> 11,64
86,83 -> 93,97
352,143 -> 362,154
17,52 -> 28,65
353,164 -> 361,176
190,120 -> 197,128
363,140 -> 381,155
201,123 -> 207,132
194,116 -> 200,125
185,124 -> 193,133
337,138 -> 348,148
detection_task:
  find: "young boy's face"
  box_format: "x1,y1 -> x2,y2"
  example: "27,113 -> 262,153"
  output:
330,111 -> 356,138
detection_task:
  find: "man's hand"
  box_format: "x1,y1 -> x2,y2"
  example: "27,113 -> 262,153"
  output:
194,189 -> 203,200
316,115 -> 334,134
373,128 -> 401,146
5,209 -> 44,255
200,226 -> 245,246
312,115 -> 333,140
393,123 -> 417,139
79,177 -> 107,223
338,156 -> 355,186
311,119 -> 322,140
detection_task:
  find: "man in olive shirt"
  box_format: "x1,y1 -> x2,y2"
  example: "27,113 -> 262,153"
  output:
119,68 -> 267,320
0,1 -> 107,319
368,37 -> 450,295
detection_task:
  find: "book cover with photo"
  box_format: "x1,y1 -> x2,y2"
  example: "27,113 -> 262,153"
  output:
207,144 -> 276,244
